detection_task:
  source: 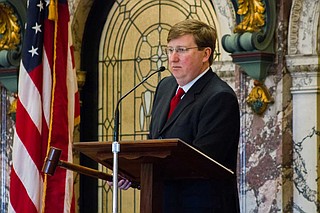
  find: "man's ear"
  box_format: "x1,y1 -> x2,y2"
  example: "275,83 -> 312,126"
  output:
202,47 -> 212,63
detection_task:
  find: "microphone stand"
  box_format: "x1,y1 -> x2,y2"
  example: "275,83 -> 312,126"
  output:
112,66 -> 165,213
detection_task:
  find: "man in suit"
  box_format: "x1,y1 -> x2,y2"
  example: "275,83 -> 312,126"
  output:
109,19 -> 240,212
148,19 -> 240,212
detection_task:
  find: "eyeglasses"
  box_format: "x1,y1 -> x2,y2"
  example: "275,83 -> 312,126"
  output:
165,46 -> 201,55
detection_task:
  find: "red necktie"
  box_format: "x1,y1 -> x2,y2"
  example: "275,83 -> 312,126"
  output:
168,87 -> 185,118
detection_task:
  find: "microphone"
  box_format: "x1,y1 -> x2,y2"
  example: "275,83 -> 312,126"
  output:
113,66 -> 166,142
111,66 -> 165,211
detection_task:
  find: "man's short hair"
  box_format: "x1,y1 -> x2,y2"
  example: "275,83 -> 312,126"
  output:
167,19 -> 217,64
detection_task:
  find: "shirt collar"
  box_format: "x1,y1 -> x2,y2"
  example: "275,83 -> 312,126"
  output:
179,67 -> 210,93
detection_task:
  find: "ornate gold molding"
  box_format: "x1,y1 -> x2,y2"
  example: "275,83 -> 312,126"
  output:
0,3 -> 21,50
246,80 -> 274,115
234,0 -> 265,33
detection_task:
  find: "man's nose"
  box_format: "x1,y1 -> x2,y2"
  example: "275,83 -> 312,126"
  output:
169,51 -> 179,61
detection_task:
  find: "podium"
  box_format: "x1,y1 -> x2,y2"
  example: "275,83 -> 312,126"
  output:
73,139 -> 234,213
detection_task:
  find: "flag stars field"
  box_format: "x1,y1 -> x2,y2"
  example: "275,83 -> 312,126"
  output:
32,23 -> 42,34
28,46 -> 39,57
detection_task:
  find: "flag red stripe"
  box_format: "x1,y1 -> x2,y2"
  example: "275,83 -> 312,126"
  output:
9,169 -> 38,213
15,99 -> 44,169
43,18 -> 54,70
11,126 -> 43,212
27,66 -> 44,98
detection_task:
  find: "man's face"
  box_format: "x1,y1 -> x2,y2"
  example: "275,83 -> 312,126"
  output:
167,34 -> 211,86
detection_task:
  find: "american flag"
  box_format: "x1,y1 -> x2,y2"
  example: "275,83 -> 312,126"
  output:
8,0 -> 80,212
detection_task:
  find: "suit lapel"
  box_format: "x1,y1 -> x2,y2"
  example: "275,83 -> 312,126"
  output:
159,70 -> 215,134
157,80 -> 177,131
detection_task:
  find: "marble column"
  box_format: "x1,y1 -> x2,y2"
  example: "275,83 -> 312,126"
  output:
287,54 -> 320,212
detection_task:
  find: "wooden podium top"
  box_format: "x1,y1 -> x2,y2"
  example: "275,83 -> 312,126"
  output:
73,139 -> 234,182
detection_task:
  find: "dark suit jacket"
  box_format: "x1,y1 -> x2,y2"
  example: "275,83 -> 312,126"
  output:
149,69 -> 240,212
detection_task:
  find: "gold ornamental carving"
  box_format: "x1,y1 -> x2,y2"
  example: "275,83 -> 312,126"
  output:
246,80 -> 274,115
234,0 -> 266,33
0,3 -> 21,50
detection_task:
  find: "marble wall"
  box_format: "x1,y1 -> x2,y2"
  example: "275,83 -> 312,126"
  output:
0,88 -> 15,213
287,0 -> 320,212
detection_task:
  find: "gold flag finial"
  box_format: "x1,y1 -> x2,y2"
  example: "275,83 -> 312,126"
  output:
48,0 -> 57,20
